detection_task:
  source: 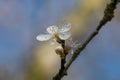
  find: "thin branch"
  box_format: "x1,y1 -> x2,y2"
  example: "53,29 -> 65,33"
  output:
53,40 -> 67,80
66,0 -> 119,71
52,0 -> 120,80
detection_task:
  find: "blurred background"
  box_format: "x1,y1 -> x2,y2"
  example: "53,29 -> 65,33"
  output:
0,0 -> 120,80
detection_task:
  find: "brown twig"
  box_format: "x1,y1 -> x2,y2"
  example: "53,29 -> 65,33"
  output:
53,40 -> 67,80
53,0 -> 120,80
66,0 -> 119,71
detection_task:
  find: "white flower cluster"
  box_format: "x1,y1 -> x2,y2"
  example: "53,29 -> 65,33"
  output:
36,23 -> 78,55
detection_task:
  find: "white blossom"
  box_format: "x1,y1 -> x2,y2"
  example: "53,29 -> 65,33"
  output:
65,38 -> 80,54
36,23 -> 71,44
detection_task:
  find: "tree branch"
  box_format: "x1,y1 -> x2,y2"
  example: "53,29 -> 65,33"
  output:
53,40 -> 67,80
66,0 -> 120,71
52,0 -> 120,80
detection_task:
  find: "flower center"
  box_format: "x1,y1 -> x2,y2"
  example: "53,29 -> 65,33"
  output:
54,33 -> 62,43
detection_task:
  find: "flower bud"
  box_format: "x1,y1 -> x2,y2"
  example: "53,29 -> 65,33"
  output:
55,46 -> 65,59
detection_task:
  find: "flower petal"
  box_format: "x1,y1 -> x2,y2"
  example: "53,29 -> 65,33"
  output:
47,25 -> 58,34
72,41 -> 81,48
59,23 -> 71,33
36,34 -> 52,41
59,32 -> 71,40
